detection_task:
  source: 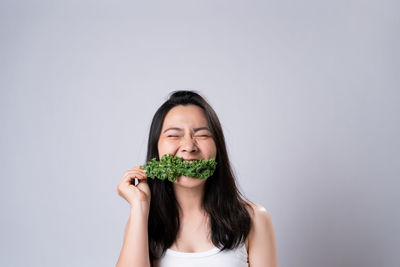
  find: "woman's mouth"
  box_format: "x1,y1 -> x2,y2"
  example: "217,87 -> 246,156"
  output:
182,158 -> 199,161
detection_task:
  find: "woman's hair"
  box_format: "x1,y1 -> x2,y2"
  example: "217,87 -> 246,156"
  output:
145,90 -> 251,261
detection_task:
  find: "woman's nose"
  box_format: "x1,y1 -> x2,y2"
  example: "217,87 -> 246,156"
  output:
180,136 -> 198,152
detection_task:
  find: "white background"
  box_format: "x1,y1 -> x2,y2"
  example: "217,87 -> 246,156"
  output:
1,1 -> 399,266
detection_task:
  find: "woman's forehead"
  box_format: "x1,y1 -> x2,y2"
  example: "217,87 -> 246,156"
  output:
163,105 -> 208,126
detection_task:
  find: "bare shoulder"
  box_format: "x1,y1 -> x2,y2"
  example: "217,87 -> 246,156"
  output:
244,200 -> 271,220
244,200 -> 278,267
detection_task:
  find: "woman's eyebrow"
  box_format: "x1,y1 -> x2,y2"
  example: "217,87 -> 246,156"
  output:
163,127 -> 210,133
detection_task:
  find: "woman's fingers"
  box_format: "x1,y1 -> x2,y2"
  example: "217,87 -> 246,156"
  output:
136,179 -> 150,196
118,168 -> 147,194
117,165 -> 151,207
130,166 -> 147,178
121,169 -> 147,184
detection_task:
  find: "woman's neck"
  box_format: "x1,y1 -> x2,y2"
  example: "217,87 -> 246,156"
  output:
173,183 -> 206,216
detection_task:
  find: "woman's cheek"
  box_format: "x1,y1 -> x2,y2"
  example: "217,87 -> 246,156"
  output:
165,140 -> 180,150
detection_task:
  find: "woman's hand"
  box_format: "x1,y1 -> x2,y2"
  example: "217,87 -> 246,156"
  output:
117,166 -> 151,210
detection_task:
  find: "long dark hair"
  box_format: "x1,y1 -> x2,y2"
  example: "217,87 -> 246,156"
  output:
145,90 -> 251,261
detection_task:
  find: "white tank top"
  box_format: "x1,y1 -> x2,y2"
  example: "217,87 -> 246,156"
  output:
152,242 -> 249,267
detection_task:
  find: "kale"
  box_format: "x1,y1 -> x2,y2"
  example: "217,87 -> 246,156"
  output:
141,154 -> 217,182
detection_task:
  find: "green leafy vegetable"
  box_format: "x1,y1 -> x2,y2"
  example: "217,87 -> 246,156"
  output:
141,154 -> 217,182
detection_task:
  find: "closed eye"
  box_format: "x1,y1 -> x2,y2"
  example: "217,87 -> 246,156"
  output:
167,135 -> 210,138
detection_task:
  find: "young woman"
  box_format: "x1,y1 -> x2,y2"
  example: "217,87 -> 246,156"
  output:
116,91 -> 278,267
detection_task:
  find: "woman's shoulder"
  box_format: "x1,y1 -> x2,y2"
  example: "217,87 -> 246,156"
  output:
243,200 -> 272,220
243,200 -> 278,266
243,200 -> 275,252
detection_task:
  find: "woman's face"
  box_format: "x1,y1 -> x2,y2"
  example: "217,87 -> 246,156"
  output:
158,104 -> 217,187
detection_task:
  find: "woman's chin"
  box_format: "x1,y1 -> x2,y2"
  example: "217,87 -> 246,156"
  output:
174,175 -> 206,188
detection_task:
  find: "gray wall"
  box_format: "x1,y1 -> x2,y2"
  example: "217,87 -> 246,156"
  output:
1,1 -> 399,266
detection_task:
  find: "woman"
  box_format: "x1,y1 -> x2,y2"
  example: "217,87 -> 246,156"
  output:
116,91 -> 278,267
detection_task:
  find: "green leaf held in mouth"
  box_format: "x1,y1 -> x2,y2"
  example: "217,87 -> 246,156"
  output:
141,154 -> 217,182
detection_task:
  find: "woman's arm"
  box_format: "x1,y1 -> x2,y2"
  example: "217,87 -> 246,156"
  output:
116,166 -> 151,267
247,202 -> 278,267
116,204 -> 151,267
